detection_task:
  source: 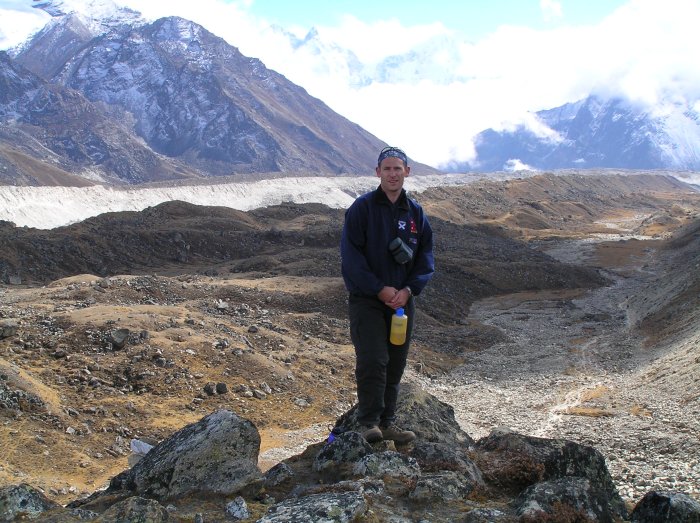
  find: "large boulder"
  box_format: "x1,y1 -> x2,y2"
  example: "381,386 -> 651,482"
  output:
410,470 -> 479,502
475,427 -> 627,520
352,451 -> 421,496
30,386 -> 675,522
73,410 -> 262,510
408,440 -> 483,480
312,431 -> 373,481
630,491 -> 700,522
0,319 -> 18,339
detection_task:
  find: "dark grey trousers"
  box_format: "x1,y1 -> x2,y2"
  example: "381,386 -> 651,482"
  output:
349,294 -> 415,427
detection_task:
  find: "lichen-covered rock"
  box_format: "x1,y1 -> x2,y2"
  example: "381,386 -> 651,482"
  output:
352,451 -> 420,496
313,431 -> 372,481
514,476 -> 621,523
0,483 -> 60,521
263,462 -> 294,488
225,496 -> 250,520
257,491 -> 367,523
462,507 -> 515,522
630,490 -> 700,523
23,388 -> 669,523
352,451 -> 420,480
409,440 -> 484,482
410,470 -> 477,502
94,496 -> 169,522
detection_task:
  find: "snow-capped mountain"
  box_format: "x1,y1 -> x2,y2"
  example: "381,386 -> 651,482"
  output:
10,0 -> 144,70
1,0 -> 442,186
461,96 -> 700,172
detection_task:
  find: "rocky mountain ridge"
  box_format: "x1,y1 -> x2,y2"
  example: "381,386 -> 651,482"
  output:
1,3 -> 439,187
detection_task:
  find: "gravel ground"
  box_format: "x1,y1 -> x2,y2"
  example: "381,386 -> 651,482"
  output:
412,237 -> 700,506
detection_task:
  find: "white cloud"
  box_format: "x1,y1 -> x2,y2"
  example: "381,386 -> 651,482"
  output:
540,0 -> 563,22
504,159 -> 537,172
590,0 -> 700,105
315,15 -> 450,64
0,6 -> 50,50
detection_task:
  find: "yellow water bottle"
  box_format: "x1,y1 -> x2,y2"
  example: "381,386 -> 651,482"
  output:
389,308 -> 408,345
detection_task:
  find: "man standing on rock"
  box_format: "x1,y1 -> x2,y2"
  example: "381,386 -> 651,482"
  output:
340,146 -> 435,444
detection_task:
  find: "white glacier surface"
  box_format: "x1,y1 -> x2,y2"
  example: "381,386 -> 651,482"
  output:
0,174 -> 493,230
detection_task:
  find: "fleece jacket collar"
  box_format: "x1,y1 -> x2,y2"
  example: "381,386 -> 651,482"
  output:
372,185 -> 410,210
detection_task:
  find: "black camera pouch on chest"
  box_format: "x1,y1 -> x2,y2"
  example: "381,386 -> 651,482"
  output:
389,237 -> 413,264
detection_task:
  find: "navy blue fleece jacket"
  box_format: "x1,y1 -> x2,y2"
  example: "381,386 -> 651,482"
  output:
341,186 -> 434,297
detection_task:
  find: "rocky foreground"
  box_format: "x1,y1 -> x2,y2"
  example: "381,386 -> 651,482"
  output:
2,384 -> 699,522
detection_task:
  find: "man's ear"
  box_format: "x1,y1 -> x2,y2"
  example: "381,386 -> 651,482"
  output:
405,166 -> 411,177
375,166 -> 381,178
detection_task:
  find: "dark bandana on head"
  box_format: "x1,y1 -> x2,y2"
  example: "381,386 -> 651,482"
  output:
377,146 -> 408,167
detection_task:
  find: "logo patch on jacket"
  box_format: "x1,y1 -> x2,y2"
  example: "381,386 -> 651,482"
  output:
398,220 -> 406,230
410,219 -> 418,234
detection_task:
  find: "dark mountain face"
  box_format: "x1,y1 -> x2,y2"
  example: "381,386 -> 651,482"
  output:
11,13 -> 94,80
0,51 -> 43,107
4,12 -> 428,185
456,96 -> 700,173
0,51 -> 195,185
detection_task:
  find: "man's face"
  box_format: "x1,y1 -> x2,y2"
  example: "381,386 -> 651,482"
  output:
376,157 -> 410,194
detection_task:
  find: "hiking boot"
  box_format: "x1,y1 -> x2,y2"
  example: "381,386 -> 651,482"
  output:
360,425 -> 383,443
380,424 -> 416,444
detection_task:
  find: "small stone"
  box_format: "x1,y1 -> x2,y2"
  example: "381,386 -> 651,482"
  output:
109,328 -> 130,350
225,496 -> 250,520
203,382 -> 216,395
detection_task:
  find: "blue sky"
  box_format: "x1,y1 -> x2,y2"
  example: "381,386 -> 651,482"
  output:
1,0 -> 698,168
243,0 -> 628,40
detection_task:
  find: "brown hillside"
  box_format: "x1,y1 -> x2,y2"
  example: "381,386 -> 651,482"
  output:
1,172 -> 699,508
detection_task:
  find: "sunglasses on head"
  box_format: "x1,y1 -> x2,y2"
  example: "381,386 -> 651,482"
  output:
377,146 -> 408,167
